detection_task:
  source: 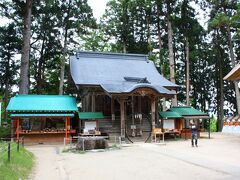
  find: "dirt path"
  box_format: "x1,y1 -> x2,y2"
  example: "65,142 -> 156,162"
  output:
27,133 -> 240,180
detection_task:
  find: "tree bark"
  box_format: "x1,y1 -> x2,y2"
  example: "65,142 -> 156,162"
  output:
59,0 -> 72,95
186,37 -> 190,106
226,26 -> 240,114
216,31 -> 224,131
146,9 -> 151,55
4,53 -> 11,121
156,1 -> 167,111
36,34 -> 46,94
19,0 -> 33,94
218,48 -> 224,132
167,2 -> 177,106
59,28 -> 68,95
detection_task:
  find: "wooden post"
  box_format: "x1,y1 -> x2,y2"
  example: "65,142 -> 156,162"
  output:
65,117 -> 68,144
208,119 -> 211,139
91,92 -> 95,112
131,96 -> 135,137
111,97 -> 115,121
138,96 -> 141,113
16,118 -> 20,140
151,96 -> 156,129
156,97 -> 159,126
120,98 -> 126,140
8,143 -> 10,162
179,118 -> 183,130
197,119 -> 200,137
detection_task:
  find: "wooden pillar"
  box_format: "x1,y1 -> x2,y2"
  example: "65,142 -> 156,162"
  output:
131,96 -> 135,137
120,98 -> 126,140
65,117 -> 70,144
151,96 -> 156,129
16,118 -> 20,140
91,92 -> 95,112
179,118 -> 183,130
138,96 -> 141,113
156,97 -> 159,126
87,94 -> 91,112
197,119 -> 200,138
208,119 -> 211,139
111,97 -> 115,121
131,96 -> 134,124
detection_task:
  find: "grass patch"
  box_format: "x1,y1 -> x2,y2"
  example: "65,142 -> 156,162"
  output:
0,141 -> 34,180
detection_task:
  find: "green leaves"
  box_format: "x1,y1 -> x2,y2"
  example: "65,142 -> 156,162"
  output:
208,12 -> 230,30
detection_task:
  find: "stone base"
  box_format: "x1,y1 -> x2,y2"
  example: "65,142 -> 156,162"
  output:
76,137 -> 109,151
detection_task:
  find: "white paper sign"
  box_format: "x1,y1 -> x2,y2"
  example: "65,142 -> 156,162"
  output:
163,119 -> 175,129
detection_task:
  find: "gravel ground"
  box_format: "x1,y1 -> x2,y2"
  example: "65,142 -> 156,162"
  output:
27,133 -> 240,180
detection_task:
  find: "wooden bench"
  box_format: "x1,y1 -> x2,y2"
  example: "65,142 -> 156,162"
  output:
151,128 -> 164,143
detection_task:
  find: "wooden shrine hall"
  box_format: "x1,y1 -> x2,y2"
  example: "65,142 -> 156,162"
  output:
70,51 -> 179,141
7,95 -> 78,144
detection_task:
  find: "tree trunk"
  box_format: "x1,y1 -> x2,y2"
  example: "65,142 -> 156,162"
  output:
123,42 -> 127,53
186,37 -> 190,106
216,31 -> 224,131
59,28 -> 68,95
226,26 -> 240,114
19,0 -> 33,94
167,2 -> 177,106
218,48 -> 224,132
4,53 -> 11,121
146,10 -> 151,55
36,35 -> 46,94
156,0 -> 166,111
59,0 -> 72,95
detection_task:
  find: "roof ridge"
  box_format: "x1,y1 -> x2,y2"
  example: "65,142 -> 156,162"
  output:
16,94 -> 72,97
74,51 -> 149,62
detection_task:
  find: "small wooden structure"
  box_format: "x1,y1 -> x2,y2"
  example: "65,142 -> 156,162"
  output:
7,95 -> 78,144
70,51 -> 179,142
159,106 -> 210,139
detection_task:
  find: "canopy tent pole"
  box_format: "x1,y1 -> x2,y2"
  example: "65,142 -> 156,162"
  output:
208,118 -> 211,139
184,119 -> 187,140
198,119 -> 200,138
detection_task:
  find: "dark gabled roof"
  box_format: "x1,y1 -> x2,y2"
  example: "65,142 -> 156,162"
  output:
7,95 -> 78,112
70,51 -> 179,95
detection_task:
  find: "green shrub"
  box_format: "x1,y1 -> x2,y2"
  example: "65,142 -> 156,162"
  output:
0,126 -> 11,138
210,117 -> 217,132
